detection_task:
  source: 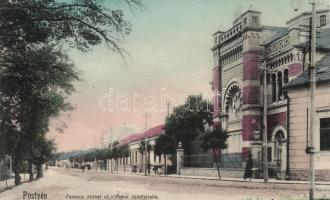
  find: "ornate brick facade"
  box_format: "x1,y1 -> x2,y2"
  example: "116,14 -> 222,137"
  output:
243,52 -> 260,81
210,8 -> 319,180
242,115 -> 260,141
288,63 -> 303,76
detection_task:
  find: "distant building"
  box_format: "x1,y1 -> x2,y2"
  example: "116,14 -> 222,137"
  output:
101,123 -> 139,148
114,124 -> 171,174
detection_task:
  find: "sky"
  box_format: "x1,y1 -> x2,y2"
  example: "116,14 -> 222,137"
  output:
48,0 -> 329,152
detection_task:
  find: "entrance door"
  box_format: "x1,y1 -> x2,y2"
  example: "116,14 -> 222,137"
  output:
273,131 -> 286,179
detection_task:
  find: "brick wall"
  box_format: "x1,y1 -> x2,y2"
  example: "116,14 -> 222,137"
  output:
242,115 -> 260,141
267,112 -> 287,139
243,52 -> 260,81
243,85 -> 260,105
288,63 -> 303,76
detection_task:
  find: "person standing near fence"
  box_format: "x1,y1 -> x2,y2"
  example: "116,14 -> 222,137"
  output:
243,154 -> 253,181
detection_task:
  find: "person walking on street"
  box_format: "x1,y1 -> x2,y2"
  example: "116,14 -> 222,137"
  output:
244,154 -> 253,181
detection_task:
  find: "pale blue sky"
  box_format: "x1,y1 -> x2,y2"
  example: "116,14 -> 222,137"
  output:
51,0 -> 329,151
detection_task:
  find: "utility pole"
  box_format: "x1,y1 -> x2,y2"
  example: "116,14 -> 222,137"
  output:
290,0 -> 317,197
110,128 -> 113,173
309,1 -> 317,199
262,60 -> 269,183
166,101 -> 171,117
258,57 -> 272,183
144,112 -> 149,176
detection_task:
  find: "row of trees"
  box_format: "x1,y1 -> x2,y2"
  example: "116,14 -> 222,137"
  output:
154,95 -> 229,179
0,0 -> 142,185
64,95 -> 228,179
69,142 -> 130,171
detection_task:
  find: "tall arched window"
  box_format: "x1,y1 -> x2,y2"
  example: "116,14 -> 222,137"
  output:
283,69 -> 289,84
283,69 -> 289,99
278,71 -> 283,101
272,74 -> 277,103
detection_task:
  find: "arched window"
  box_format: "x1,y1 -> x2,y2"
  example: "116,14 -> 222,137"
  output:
283,69 -> 289,99
272,74 -> 277,103
278,71 -> 283,101
224,84 -> 242,121
283,69 -> 289,84
266,73 -> 271,84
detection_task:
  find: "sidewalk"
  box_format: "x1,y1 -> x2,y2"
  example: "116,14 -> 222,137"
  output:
94,169 -> 330,186
0,173 -> 30,192
164,174 -> 330,185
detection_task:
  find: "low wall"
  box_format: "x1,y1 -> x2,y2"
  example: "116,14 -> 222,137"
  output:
0,166 -> 10,180
289,170 -> 330,181
180,167 -> 245,178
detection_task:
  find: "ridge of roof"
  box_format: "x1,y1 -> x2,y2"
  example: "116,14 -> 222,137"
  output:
285,53 -> 330,89
119,124 -> 165,145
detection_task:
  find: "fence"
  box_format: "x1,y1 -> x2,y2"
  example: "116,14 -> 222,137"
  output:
0,157 -> 12,192
183,153 -> 244,169
0,157 -> 32,192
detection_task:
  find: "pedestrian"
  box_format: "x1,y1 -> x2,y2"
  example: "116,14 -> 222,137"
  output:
243,154 -> 253,181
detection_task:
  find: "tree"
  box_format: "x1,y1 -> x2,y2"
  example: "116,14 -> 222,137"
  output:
200,127 -> 229,180
0,0 -> 142,185
0,45 -> 79,184
0,0 -> 143,55
110,141 -> 121,172
165,95 -> 213,155
154,134 -> 176,175
32,136 -> 56,179
118,144 -> 129,172
138,140 -> 151,173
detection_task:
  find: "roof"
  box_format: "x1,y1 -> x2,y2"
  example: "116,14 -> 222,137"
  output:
294,28 -> 330,52
286,9 -> 330,24
285,53 -> 330,89
262,26 -> 289,44
119,124 -> 164,145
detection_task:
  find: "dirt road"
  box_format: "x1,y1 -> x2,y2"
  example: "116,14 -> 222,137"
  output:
0,168 -> 329,200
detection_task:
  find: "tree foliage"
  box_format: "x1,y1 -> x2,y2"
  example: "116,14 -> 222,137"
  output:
138,140 -> 151,153
0,0 -> 142,185
164,95 -> 213,154
0,0 -> 142,54
0,44 -> 79,183
154,134 -> 176,156
200,127 -> 229,152
200,127 -> 228,180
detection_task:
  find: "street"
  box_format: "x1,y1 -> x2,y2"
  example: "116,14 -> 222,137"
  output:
0,168 -> 329,200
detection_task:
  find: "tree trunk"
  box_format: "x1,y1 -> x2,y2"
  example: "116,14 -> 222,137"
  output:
29,161 -> 34,181
13,158 -> 21,185
116,159 -> 118,173
213,150 -> 221,180
164,154 -> 167,176
36,164 -> 43,179
147,151 -> 150,175
141,153 -> 143,173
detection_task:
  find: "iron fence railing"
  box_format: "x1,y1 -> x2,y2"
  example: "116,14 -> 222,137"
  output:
0,158 -> 32,192
183,153 -> 244,169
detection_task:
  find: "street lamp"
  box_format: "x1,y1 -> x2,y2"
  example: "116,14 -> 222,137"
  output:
290,1 -> 318,199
